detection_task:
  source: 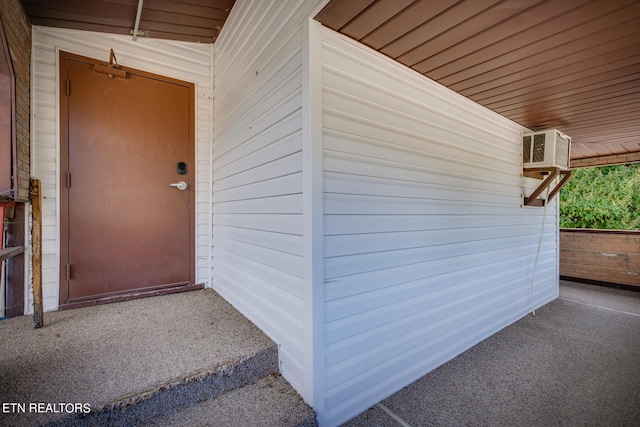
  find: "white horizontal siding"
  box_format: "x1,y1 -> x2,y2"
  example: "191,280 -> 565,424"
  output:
319,28 -> 558,426
212,0 -> 326,398
29,26 -> 213,313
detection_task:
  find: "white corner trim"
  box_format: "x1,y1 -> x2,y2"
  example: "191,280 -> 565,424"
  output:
302,16 -> 325,420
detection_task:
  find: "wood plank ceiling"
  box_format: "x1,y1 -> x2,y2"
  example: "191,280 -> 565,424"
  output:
316,0 -> 640,165
18,0 -> 640,165
20,0 -> 235,43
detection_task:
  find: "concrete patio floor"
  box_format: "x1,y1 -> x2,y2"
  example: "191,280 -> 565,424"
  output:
343,280 -> 640,426
1,281 -> 638,426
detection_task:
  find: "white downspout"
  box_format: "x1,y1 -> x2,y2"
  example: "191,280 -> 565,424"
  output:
132,0 -> 144,42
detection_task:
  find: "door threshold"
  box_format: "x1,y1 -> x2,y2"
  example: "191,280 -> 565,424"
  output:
59,283 -> 204,310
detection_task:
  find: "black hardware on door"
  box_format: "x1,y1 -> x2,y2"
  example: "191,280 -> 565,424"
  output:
177,162 -> 187,175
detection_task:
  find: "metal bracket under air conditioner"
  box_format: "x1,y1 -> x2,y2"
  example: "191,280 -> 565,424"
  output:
523,167 -> 573,207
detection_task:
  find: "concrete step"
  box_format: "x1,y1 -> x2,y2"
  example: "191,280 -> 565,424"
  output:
0,289 -> 315,426
45,346 -> 279,426
142,373 -> 317,427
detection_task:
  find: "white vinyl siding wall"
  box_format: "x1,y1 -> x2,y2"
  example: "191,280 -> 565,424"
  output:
320,28 -> 559,426
212,0 -> 325,396
30,26 -> 213,313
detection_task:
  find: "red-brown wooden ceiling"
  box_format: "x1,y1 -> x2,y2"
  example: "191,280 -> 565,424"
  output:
20,0 -> 235,43
19,0 -> 640,165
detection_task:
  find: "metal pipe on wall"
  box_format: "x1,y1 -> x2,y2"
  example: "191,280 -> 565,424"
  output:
132,0 -> 144,42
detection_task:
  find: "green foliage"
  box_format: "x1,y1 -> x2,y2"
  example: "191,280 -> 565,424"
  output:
560,163 -> 640,230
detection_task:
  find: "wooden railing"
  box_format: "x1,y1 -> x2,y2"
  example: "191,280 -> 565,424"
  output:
560,228 -> 639,288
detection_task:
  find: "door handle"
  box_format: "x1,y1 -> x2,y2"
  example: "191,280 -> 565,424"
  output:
169,181 -> 188,191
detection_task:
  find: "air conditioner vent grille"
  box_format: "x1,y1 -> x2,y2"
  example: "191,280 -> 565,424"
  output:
523,135 -> 532,163
532,134 -> 546,163
555,134 -> 570,169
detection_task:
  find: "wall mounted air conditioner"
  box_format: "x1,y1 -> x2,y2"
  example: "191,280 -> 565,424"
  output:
522,129 -> 571,170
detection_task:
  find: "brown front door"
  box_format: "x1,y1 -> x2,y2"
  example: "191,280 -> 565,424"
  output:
59,51 -> 195,307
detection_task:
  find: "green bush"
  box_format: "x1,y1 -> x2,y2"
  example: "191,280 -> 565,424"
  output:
559,163 -> 640,230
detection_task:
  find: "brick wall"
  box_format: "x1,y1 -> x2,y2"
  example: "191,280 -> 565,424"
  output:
0,0 -> 30,202
560,229 -> 640,287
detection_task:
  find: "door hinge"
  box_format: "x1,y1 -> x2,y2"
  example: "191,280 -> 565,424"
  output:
66,264 -> 72,281
66,80 -> 71,96
65,171 -> 71,188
